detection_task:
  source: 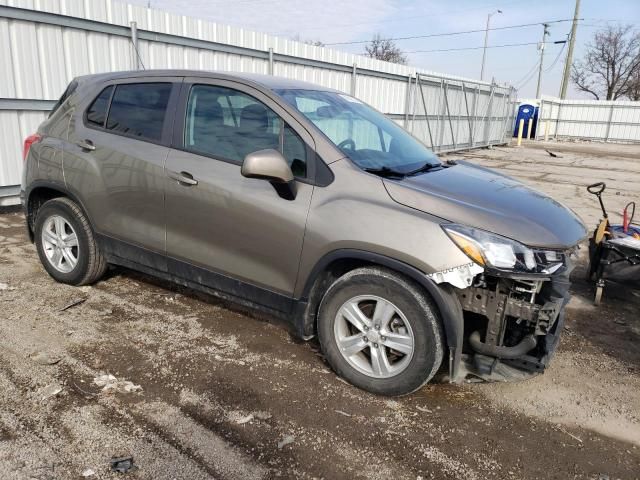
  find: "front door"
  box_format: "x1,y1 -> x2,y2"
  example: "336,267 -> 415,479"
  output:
164,79 -> 315,307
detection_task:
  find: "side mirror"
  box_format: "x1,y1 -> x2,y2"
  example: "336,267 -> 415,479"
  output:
241,149 -> 297,200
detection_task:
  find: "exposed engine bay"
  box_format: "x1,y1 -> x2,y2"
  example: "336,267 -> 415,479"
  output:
457,269 -> 571,381
429,256 -> 573,382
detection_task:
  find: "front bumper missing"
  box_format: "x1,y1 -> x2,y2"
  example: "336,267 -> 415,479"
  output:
459,285 -> 564,351
449,265 -> 572,383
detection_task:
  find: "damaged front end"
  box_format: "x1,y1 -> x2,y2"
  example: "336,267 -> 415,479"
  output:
455,266 -> 571,381
430,224 -> 577,382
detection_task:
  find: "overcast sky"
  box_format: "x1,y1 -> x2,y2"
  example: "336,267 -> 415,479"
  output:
126,0 -> 640,98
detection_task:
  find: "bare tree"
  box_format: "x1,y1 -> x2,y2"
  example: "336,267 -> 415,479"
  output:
571,25 -> 640,100
623,70 -> 640,100
364,34 -> 407,65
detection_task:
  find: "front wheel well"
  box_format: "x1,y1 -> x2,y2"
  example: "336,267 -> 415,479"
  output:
300,257 -> 378,337
298,251 -> 449,341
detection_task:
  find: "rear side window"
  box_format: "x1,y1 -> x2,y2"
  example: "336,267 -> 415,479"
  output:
86,85 -> 114,127
105,83 -> 171,142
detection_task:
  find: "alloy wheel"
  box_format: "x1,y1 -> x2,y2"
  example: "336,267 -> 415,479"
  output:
333,295 -> 415,378
41,215 -> 79,274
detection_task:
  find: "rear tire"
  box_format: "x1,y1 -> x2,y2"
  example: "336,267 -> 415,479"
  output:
34,197 -> 107,286
317,267 -> 444,396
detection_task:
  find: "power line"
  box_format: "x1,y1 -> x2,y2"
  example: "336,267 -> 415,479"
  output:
325,18 -> 580,46
503,34 -> 565,92
514,59 -> 542,89
515,62 -> 541,90
404,41 -> 555,55
544,40 -> 567,72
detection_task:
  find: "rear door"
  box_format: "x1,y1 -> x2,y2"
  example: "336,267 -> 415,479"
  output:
164,78 -> 315,307
65,77 -> 181,269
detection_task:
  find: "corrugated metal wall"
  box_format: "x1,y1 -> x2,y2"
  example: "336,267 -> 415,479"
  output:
536,97 -> 640,143
0,0 -> 515,204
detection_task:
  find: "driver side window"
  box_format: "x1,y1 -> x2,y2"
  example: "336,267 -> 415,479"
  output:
184,84 -> 308,178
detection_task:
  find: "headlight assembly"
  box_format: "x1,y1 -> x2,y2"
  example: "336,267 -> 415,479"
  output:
442,224 -> 565,274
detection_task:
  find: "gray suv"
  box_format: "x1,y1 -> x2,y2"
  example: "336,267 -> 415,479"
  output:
21,70 -> 587,395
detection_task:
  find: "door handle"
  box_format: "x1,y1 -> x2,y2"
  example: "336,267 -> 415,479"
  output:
167,170 -> 198,186
76,139 -> 95,151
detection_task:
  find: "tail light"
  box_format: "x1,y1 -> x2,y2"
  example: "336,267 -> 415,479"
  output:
23,133 -> 42,162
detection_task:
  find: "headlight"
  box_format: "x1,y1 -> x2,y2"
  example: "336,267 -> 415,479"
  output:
442,224 -> 564,274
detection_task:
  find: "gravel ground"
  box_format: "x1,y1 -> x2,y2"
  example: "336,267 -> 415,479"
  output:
1,141 -> 639,479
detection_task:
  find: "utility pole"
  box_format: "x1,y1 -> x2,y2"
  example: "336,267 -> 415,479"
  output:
535,23 -> 549,98
559,0 -> 581,99
480,9 -> 502,81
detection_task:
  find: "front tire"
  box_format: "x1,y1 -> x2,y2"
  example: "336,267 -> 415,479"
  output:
34,197 -> 107,286
317,267 -> 444,396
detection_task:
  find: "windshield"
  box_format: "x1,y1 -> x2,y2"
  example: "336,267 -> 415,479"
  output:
275,89 -> 440,173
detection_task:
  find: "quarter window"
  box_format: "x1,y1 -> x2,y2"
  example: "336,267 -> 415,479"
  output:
49,80 -> 78,118
86,85 -> 114,127
184,85 -> 307,177
105,83 -> 171,141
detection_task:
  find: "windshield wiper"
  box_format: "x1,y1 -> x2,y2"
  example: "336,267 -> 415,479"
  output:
364,166 -> 407,178
405,162 -> 441,176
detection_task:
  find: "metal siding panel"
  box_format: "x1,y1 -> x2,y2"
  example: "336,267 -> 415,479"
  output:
128,3 -> 148,29
109,36 -> 132,70
61,0 -> 85,17
198,49 -> 215,70
147,6 -> 166,33
108,0 -> 128,26
199,18 -> 216,43
36,24 -> 67,98
86,31 -> 112,74
10,19 -> 44,98
34,0 -> 61,13
0,18 -> 16,97
84,0 -> 109,22
148,41 -> 168,69
0,110 -> 22,187
166,44 -> 184,69
7,0 -> 35,8
63,28 -> 91,79
0,109 -> 45,188
183,46 -> 199,70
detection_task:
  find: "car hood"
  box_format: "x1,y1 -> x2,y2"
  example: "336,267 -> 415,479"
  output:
383,161 -> 587,249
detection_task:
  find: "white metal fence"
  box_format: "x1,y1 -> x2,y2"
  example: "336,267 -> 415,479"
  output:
535,97 -> 640,143
411,74 -> 515,152
0,0 -> 515,205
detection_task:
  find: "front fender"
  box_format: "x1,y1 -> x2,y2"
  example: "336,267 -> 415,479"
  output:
296,248 -> 465,381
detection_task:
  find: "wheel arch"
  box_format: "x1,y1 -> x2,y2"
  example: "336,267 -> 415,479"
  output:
295,249 -> 465,379
25,182 -> 94,243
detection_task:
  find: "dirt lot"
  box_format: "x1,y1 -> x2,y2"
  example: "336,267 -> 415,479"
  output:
1,141 -> 639,479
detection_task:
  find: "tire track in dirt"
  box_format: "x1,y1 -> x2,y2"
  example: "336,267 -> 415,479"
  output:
132,401 -> 268,479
